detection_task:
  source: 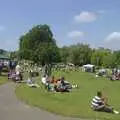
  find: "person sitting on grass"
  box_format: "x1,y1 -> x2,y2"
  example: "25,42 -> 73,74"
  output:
41,74 -> 47,85
54,78 -> 61,92
50,76 -> 55,84
26,77 -> 39,88
61,77 -> 66,86
91,91 -> 119,114
54,77 -> 66,92
27,78 -> 34,84
47,76 -> 57,92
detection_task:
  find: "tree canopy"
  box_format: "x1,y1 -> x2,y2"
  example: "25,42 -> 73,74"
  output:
19,24 -> 60,65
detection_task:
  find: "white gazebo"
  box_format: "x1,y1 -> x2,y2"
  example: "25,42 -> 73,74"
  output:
83,64 -> 95,72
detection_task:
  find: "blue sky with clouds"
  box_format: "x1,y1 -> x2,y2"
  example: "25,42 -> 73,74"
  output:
0,0 -> 120,51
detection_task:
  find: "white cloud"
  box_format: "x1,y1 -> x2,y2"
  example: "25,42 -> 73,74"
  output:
103,32 -> 120,50
0,26 -> 5,31
74,11 -> 97,23
105,32 -> 120,42
68,31 -> 84,38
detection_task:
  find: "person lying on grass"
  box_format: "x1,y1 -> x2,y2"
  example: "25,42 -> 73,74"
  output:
91,91 -> 119,114
26,78 -> 40,88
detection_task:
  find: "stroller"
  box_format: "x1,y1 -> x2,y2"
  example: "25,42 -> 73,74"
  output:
8,71 -> 23,82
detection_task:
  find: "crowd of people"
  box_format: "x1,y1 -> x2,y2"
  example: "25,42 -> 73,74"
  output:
0,60 -> 23,82
41,75 -> 72,92
0,59 -> 120,115
42,72 -> 120,114
8,61 -> 23,82
110,68 -> 120,80
95,68 -> 120,82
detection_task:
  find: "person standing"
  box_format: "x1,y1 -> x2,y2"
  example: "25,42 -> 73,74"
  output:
0,61 -> 3,75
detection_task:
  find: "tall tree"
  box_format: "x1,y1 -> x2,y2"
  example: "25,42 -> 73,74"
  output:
91,48 -> 111,67
19,24 -> 60,65
60,46 -> 70,64
68,44 -> 91,65
113,50 -> 120,68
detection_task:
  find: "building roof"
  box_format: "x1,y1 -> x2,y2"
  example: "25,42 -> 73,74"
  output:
83,64 -> 95,68
0,54 -> 10,60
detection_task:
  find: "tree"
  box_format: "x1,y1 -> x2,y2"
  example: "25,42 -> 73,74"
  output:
33,43 -> 60,65
113,50 -> 120,68
19,24 -> 60,65
60,46 -> 69,64
0,49 -> 7,54
102,53 -> 116,68
91,48 -> 111,67
66,43 -> 91,66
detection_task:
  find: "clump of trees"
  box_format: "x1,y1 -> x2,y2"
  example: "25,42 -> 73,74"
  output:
60,46 -> 120,68
18,24 -> 120,68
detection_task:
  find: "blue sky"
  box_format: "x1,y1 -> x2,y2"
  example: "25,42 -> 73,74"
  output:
0,0 -> 120,51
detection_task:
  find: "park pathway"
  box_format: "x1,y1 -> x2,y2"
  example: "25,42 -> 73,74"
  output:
0,83 -> 87,120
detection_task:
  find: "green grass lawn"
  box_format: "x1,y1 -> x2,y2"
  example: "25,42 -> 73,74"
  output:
0,76 -> 7,85
16,71 -> 120,120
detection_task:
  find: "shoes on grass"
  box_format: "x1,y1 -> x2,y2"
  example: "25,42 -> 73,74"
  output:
113,110 -> 119,114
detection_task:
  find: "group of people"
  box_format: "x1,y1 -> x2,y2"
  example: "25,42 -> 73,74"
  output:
41,65 -> 120,114
110,68 -> 120,81
41,74 -> 120,114
41,75 -> 72,92
6,62 -> 120,115
8,61 -> 23,82
0,59 -> 23,82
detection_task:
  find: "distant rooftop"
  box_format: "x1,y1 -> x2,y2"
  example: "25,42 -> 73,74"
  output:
0,54 -> 10,60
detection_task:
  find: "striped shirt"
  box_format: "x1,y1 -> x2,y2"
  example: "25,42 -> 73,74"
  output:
91,96 -> 103,108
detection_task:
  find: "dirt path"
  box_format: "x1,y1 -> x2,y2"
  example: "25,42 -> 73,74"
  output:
0,83 -> 87,120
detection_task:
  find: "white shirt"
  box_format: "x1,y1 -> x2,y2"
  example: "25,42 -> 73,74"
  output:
91,96 -> 103,108
15,65 -> 21,73
41,77 -> 47,84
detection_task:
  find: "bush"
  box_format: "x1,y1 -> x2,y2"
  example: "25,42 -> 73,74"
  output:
31,72 -> 39,77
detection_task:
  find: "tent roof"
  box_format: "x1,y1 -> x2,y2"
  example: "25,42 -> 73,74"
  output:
0,54 -> 10,60
83,64 -> 95,68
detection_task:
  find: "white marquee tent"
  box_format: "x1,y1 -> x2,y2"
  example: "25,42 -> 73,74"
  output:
83,64 -> 95,72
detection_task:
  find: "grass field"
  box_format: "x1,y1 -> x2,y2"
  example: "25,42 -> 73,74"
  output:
16,71 -> 120,120
0,76 -> 7,85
